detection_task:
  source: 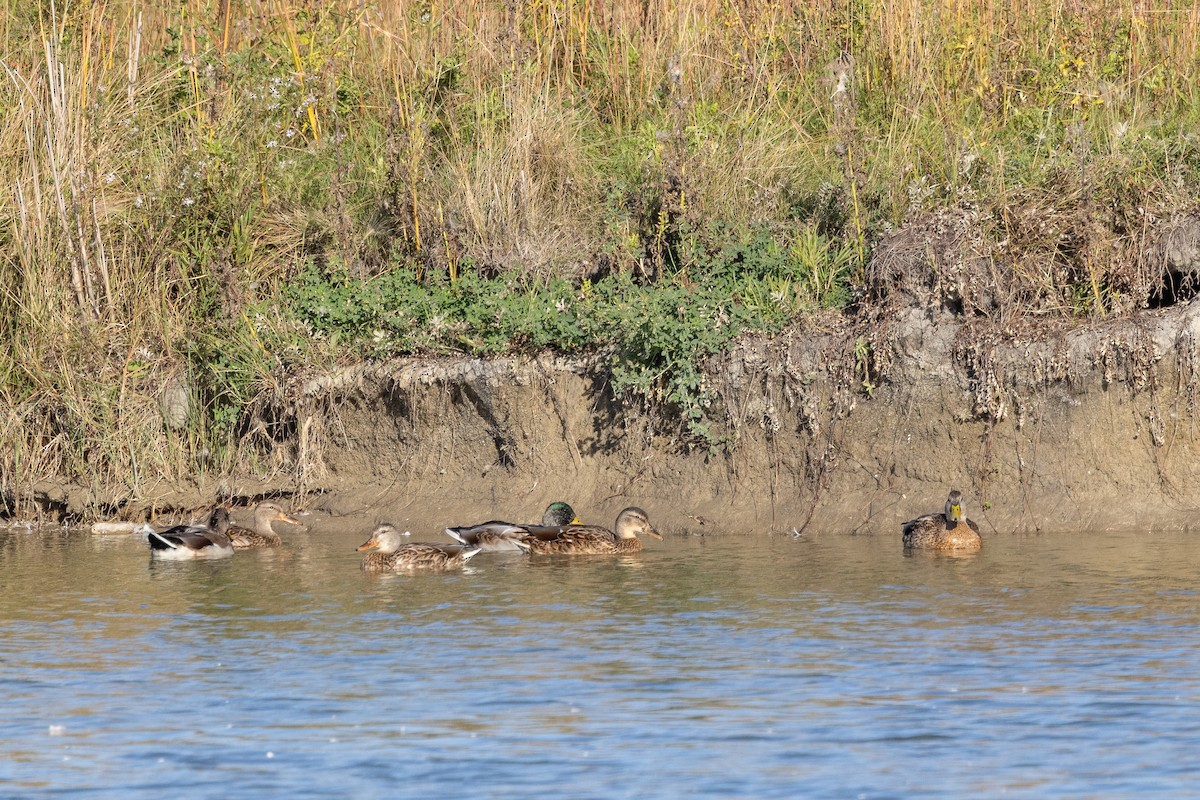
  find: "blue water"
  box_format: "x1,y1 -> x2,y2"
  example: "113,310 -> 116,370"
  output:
2,521 -> 1199,798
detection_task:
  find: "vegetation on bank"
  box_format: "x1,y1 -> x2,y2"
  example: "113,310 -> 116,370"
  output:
3,1 -> 1200,511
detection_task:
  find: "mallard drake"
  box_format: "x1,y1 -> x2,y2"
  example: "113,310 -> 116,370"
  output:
146,509 -> 233,560
515,506 -> 662,555
901,489 -> 982,551
541,501 -> 581,527
225,502 -> 301,549
445,502 -> 582,552
357,524 -> 481,572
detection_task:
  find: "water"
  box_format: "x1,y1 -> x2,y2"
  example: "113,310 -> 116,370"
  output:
2,520 -> 1199,798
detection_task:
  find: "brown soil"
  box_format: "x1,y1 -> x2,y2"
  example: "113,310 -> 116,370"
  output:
33,296 -> 1200,536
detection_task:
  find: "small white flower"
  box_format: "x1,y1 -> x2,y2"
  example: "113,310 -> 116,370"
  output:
286,128 -> 296,139
266,140 -> 278,148
105,173 -> 116,184
134,196 -> 144,208
182,197 -> 194,206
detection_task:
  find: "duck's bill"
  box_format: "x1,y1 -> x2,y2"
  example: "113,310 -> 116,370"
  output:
356,539 -> 378,552
278,511 -> 302,525
646,529 -> 663,540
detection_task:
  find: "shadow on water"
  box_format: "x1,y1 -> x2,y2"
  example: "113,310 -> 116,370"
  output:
2,523 -> 1199,798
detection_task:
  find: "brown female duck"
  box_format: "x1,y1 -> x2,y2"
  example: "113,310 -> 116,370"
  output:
225,502 -> 301,549
901,490 -> 982,552
510,506 -> 662,555
357,524 -> 481,572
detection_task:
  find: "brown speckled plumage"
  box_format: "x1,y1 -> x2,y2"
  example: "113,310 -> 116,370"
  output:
224,502 -> 300,549
517,506 -> 661,555
902,490 -> 982,551
358,525 -> 480,572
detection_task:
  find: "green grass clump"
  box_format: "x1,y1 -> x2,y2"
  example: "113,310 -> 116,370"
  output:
285,221 -> 854,445
2,0 -> 1200,507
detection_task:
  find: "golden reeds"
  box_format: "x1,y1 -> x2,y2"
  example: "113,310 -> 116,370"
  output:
1,0 -> 1198,513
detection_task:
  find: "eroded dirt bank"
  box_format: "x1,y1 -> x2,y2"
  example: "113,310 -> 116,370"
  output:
29,299 -> 1200,534
243,299 -> 1200,534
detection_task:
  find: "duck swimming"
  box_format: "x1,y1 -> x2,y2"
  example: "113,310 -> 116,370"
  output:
357,524 -> 481,572
512,506 -> 662,555
146,508 -> 233,560
901,489 -> 982,551
226,502 -> 301,549
444,502 -> 582,552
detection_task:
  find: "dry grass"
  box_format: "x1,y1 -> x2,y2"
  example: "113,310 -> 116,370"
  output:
2,0 -> 1200,514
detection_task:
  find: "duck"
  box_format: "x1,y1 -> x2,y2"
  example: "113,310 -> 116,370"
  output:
540,501 -> 581,527
357,524 -> 481,572
513,506 -> 662,555
444,501 -> 582,552
901,489 -> 982,551
225,502 -> 301,549
145,508 -> 233,560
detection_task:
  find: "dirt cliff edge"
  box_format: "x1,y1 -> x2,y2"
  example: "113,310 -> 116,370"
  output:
25,301 -> 1200,535
274,300 -> 1200,534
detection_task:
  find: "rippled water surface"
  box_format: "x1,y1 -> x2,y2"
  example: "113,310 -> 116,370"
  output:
2,519 -> 1199,798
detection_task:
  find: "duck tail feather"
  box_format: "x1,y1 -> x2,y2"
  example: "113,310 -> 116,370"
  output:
147,530 -> 178,550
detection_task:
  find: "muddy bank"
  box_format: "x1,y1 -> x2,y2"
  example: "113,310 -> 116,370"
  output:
26,298 -> 1200,535
308,297 -> 1200,534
